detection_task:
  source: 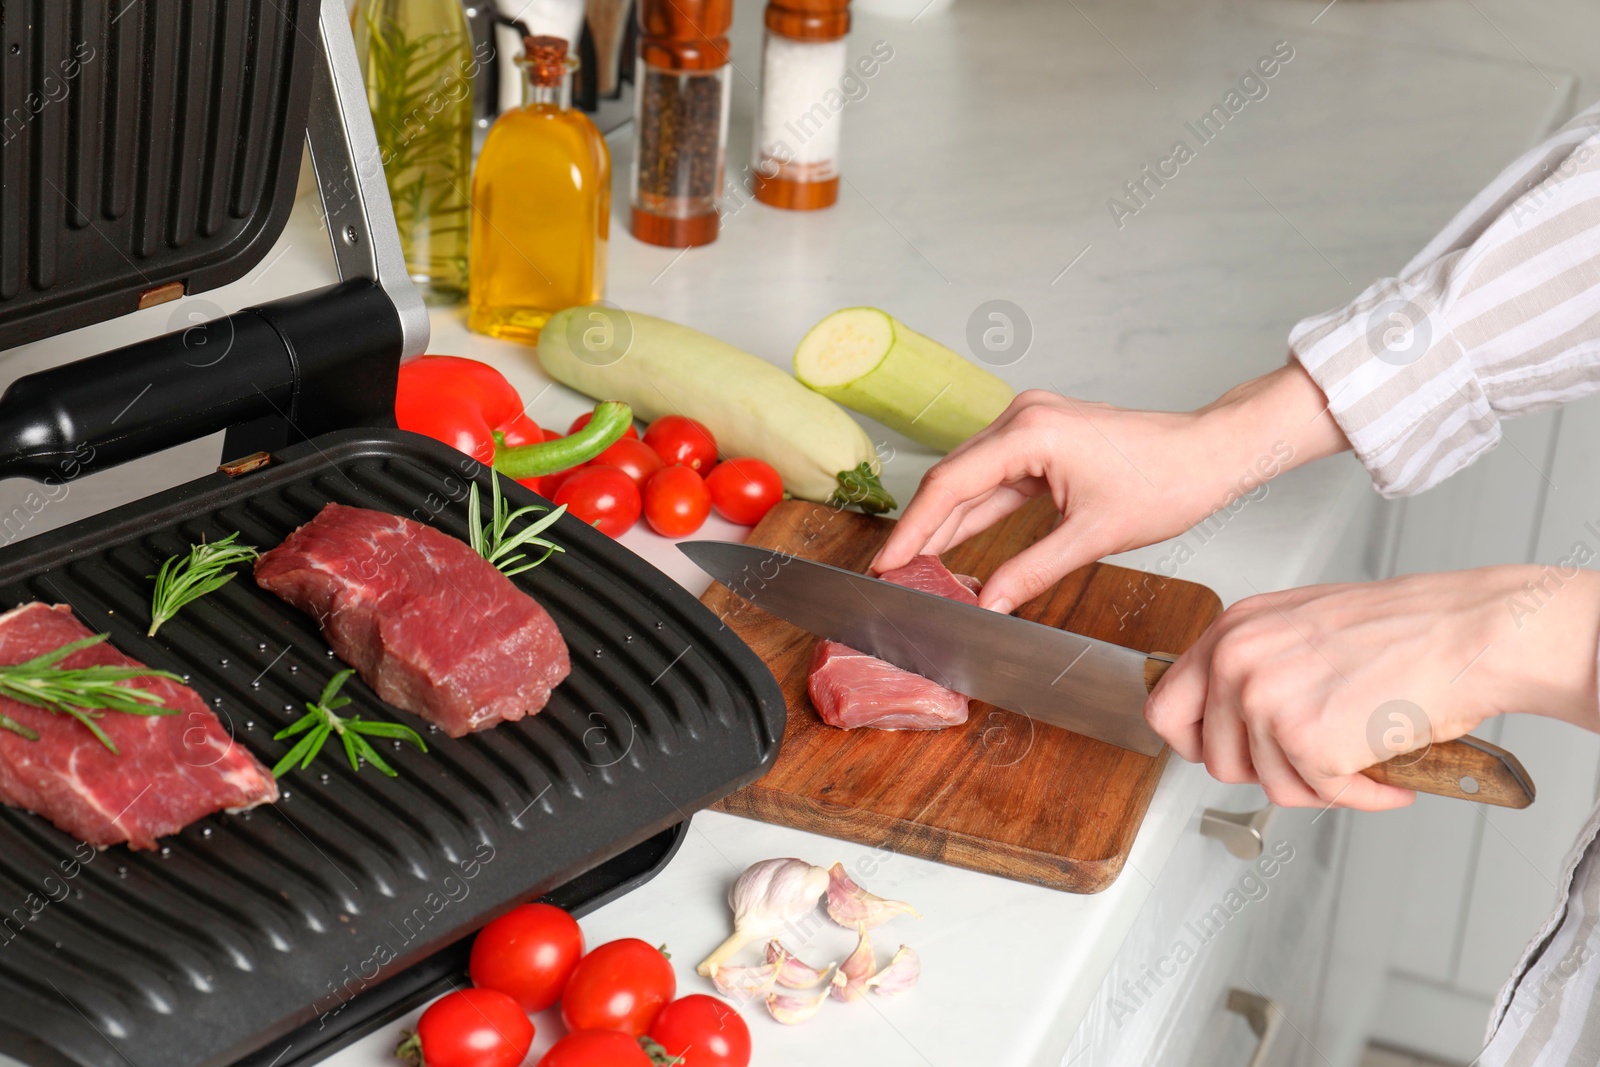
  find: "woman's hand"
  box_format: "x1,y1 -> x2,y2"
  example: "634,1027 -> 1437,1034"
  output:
872,364 -> 1349,613
1147,567 -> 1600,810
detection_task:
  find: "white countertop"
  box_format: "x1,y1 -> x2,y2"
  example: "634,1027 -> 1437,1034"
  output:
0,0 -> 1570,1063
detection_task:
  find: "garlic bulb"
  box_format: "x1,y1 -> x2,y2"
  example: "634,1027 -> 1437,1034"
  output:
697,858 -> 830,976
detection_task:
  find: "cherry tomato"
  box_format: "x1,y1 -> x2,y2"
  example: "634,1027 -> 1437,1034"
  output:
560,938 -> 677,1036
704,459 -> 784,526
648,995 -> 751,1067
401,988 -> 532,1067
553,467 -> 642,537
643,416 -> 717,472
642,466 -> 711,538
589,437 -> 665,489
396,357 -> 524,464
537,1031 -> 653,1067
468,903 -> 584,1013
569,411 -> 639,440
495,413 -> 544,449
535,466 -> 579,500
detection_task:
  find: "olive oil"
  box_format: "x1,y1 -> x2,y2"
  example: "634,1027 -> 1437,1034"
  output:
469,37 -> 611,344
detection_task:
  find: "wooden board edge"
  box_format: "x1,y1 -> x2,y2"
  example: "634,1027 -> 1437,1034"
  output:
715,776 -> 1156,895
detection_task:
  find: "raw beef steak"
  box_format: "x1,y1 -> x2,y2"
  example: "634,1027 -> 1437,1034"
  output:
0,603 -> 278,849
807,555 -> 979,731
255,503 -> 571,736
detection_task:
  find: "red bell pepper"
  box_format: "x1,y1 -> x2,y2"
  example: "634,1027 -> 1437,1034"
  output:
396,356 -> 524,465
395,357 -> 631,482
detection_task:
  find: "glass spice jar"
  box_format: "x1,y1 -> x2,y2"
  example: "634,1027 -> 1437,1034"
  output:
753,0 -> 850,210
630,0 -> 733,247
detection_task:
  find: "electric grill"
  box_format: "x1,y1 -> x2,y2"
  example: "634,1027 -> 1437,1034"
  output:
0,3 -> 785,1066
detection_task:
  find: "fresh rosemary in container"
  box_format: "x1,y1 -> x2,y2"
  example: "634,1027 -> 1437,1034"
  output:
353,0 -> 475,302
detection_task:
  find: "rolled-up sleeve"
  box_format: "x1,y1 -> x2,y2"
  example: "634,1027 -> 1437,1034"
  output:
1291,101 -> 1600,498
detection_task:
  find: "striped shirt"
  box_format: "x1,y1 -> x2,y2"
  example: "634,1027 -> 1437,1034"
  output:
1291,99 -> 1600,498
1289,103 -> 1600,1061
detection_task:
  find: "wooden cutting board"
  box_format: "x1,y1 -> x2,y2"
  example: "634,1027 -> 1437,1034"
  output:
704,497 -> 1222,893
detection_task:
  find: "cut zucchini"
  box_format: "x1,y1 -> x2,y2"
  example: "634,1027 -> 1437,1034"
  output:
793,308 -> 1015,452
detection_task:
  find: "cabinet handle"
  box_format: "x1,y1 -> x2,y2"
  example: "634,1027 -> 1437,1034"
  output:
1200,806 -> 1272,860
1226,989 -> 1282,1067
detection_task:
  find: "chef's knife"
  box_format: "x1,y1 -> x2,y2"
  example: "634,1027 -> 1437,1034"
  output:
681,541 -> 1534,809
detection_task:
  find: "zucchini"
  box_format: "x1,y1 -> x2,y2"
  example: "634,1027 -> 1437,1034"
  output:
793,307 -> 1015,452
537,307 -> 895,513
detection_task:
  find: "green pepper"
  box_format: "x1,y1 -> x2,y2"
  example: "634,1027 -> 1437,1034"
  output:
493,400 -> 633,479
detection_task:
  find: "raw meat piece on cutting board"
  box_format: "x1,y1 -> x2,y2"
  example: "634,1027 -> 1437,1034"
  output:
255,503 -> 571,737
807,555 -> 979,731
0,603 -> 278,850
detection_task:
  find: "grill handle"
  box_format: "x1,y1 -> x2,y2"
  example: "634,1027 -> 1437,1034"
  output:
0,279 -> 402,483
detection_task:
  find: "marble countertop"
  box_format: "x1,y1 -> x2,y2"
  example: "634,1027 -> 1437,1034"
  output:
0,0 -> 1570,1063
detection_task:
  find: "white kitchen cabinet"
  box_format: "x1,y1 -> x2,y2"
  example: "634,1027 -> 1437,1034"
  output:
1064,792 -> 1352,1066
1368,399 -> 1600,1061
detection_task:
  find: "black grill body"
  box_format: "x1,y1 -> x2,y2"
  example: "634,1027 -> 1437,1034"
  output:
0,432 -> 785,1067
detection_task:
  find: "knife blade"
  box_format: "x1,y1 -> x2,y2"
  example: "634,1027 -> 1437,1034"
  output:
682,540 -> 1538,809
680,539 -> 1169,755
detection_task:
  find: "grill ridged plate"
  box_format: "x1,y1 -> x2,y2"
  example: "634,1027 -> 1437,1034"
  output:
0,0 -> 316,348
0,429 -> 785,1067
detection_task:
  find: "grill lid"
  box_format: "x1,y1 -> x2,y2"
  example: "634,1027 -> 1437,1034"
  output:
0,0 -> 321,350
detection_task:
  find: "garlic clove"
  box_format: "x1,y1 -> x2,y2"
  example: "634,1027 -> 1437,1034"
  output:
698,858 -> 831,977
864,945 -> 921,996
766,968 -> 835,1025
829,923 -> 875,1003
766,940 -> 829,989
710,960 -> 780,998
825,862 -> 921,929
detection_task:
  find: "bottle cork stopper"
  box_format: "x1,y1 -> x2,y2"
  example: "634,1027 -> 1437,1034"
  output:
523,35 -> 569,86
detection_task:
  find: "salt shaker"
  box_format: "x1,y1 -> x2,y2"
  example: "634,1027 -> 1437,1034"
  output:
630,0 -> 733,247
753,0 -> 850,210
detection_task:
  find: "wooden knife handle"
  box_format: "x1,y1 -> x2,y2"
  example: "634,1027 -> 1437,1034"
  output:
1363,736 -> 1534,808
1142,653 -> 1535,809
1144,652 -> 1178,692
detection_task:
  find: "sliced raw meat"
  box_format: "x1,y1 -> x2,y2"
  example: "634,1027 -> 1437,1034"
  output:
807,642 -> 970,730
807,555 -> 979,731
255,503 -> 570,737
877,555 -> 983,606
0,603 -> 278,850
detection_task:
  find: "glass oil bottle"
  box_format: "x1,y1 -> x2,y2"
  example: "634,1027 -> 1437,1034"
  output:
468,36 -> 611,344
354,0 -> 475,302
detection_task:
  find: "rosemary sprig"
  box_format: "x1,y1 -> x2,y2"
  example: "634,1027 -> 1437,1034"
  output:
148,532 -> 260,636
271,669 -> 428,779
468,477 -> 566,577
0,634 -> 181,754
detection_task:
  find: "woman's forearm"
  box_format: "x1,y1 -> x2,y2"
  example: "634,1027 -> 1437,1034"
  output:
1194,362 -> 1352,479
